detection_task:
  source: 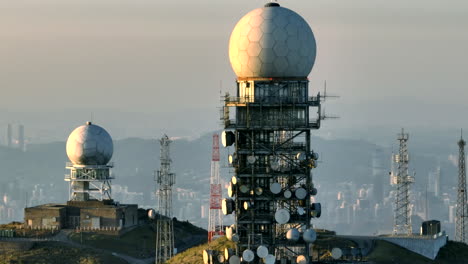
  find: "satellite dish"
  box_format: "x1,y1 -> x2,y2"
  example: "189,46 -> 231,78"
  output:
225,248 -> 234,260
255,187 -> 263,196
231,176 -> 238,185
225,226 -> 233,240
297,207 -> 305,216
284,190 -> 292,199
295,188 -> 307,200
228,183 -> 235,197
222,131 -> 235,147
310,187 -> 318,196
240,185 -> 250,194
296,152 -> 306,161
256,245 -> 268,258
229,255 -> 241,264
228,154 -> 235,165
311,152 -> 319,160
311,203 -> 321,218
243,201 -> 250,210
147,209 -> 156,219
275,209 -> 290,224
296,255 -> 307,264
242,249 -> 255,262
203,249 -> 213,264
270,183 -> 281,194
222,198 -> 235,215
264,254 -> 275,264
331,248 -> 343,260
231,234 -> 240,242
303,229 -> 316,243
270,160 -> 280,171
286,228 -> 300,241
247,155 -> 257,164
218,254 -> 225,263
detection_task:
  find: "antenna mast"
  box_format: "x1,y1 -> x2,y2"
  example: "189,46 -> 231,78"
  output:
393,128 -> 414,235
155,135 -> 176,263
456,130 -> 467,243
208,133 -> 223,242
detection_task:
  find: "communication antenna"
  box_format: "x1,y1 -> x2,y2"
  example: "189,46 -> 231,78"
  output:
456,129 -> 467,243
208,133 -> 224,242
392,128 -> 414,235
155,135 -> 176,263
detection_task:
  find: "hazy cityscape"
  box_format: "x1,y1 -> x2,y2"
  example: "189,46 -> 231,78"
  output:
1,0 -> 468,263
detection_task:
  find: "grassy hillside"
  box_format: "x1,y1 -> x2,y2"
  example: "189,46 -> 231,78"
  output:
166,236 -> 235,264
0,242 -> 126,264
69,220 -> 207,258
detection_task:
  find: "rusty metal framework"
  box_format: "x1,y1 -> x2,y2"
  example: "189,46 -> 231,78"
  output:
393,128 -> 414,235
222,78 -> 322,263
456,131 -> 467,243
155,135 -> 176,264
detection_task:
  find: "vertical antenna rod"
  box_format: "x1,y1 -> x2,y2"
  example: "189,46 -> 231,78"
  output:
456,129 -> 467,243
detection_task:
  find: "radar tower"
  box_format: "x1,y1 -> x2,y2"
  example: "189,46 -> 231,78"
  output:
155,135 -> 176,263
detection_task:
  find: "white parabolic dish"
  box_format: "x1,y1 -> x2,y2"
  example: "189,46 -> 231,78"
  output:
256,245 -> 268,258
275,209 -> 290,224
331,248 -> 343,259
286,228 -> 300,241
242,249 -> 255,262
303,229 -> 317,243
229,255 -> 241,264
264,254 -> 275,264
270,183 -> 281,194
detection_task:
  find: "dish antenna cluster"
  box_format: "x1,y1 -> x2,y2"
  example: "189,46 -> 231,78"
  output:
219,2 -> 325,263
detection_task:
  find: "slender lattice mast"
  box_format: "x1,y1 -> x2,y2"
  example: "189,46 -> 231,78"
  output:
155,135 -> 176,263
456,130 -> 467,243
208,133 -> 223,242
393,128 -> 414,235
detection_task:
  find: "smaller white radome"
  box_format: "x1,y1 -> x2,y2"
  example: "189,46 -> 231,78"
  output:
66,122 -> 113,165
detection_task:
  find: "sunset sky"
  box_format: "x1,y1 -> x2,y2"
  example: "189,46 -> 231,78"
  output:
0,0 -> 467,141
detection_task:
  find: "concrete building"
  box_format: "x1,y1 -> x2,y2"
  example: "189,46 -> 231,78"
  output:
23,122 -> 139,231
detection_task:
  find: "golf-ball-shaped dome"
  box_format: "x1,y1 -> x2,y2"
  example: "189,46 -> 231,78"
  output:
229,3 -> 316,78
66,122 -> 113,165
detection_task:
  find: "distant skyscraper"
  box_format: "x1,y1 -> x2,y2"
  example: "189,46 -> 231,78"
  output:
18,124 -> 24,151
6,124 -> 12,148
372,148 -> 385,204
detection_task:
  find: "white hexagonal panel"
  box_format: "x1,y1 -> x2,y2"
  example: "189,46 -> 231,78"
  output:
66,122 -> 113,165
229,3 -> 316,78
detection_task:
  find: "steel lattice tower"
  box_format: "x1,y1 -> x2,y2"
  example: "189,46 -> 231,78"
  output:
393,128 -> 414,235
208,133 -> 223,242
155,135 -> 176,264
456,131 -> 467,243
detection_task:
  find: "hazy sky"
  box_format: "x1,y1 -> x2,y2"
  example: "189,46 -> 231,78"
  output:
0,0 -> 467,142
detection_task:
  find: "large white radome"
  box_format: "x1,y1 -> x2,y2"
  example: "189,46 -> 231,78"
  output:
229,3 -> 316,78
66,122 -> 113,165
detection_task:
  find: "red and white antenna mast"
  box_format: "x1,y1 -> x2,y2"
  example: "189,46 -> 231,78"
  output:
208,133 -> 223,242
